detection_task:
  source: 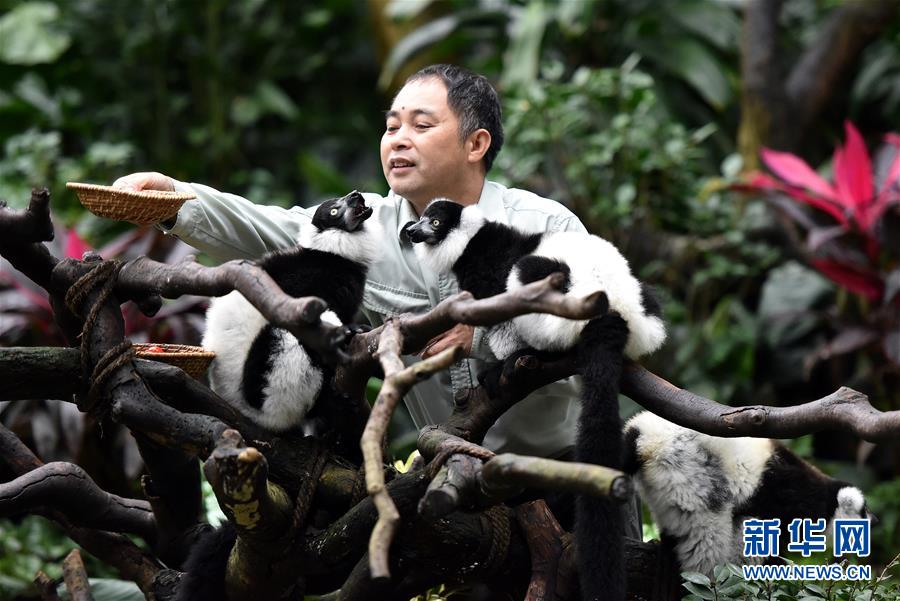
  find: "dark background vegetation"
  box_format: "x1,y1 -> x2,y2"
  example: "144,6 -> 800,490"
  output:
0,0 -> 898,597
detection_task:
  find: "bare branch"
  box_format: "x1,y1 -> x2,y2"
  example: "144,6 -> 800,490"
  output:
418,455 -> 485,518
116,255 -> 349,363
0,188 -> 54,244
786,0 -> 900,138
397,274 -> 606,354
360,318 -> 463,579
516,501 -> 565,601
482,454 -> 632,502
0,462 -> 156,540
33,570 -> 61,601
62,549 -> 94,601
0,424 -> 163,593
203,430 -> 303,599
621,363 -> 900,441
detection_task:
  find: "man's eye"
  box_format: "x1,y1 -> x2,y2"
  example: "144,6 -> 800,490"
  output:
431,219 -> 440,227
330,208 -> 339,216
416,123 -> 432,130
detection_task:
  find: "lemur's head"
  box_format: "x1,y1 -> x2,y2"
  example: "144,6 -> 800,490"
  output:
312,190 -> 373,233
833,486 -> 873,522
304,191 -> 382,266
404,198 -> 485,273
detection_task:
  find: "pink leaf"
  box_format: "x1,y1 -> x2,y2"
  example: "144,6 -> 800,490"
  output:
737,172 -> 848,225
833,122 -> 875,224
761,147 -> 838,201
811,258 -> 884,302
64,230 -> 93,259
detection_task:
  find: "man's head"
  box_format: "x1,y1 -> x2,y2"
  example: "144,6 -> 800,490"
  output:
381,64 -> 504,210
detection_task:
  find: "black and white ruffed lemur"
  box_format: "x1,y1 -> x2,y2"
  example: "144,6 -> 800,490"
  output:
202,190 -> 380,433
404,198 -> 666,601
623,411 -> 871,575
181,192 -> 380,601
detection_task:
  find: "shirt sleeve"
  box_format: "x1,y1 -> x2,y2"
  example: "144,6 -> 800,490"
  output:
160,180 -> 316,262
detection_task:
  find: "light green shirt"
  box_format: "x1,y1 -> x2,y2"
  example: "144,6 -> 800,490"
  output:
165,179 -> 586,457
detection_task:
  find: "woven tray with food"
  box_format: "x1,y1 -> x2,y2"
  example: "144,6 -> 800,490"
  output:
66,182 -> 196,225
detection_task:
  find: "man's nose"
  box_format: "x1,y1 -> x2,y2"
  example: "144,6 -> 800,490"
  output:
390,126 -> 411,149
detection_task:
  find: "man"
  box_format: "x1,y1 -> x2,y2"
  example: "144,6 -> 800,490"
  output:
115,64 -> 589,460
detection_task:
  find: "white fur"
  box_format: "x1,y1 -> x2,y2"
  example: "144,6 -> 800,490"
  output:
625,412 -> 867,575
507,233 -> 666,359
413,203 -> 485,274
835,486 -> 866,519
625,412 -> 776,573
202,296 -> 344,432
486,320 -> 528,360
203,291 -> 268,407
301,219 -> 383,267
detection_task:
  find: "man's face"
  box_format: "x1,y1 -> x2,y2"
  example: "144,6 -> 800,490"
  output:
380,77 -> 470,205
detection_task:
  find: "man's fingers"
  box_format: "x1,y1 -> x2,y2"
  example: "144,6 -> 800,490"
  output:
112,176 -> 141,191
111,172 -> 174,192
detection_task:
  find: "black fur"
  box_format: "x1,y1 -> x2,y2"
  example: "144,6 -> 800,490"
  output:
175,522 -> 237,601
734,445 -> 866,532
639,283 -> 663,318
214,190 -> 374,432
574,315 -> 629,601
622,426 -> 643,476
513,255 -> 572,292
243,324 -> 281,409
257,247 -> 367,324
452,222 -> 541,298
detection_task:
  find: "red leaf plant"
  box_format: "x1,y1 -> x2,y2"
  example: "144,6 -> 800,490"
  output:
738,121 -> 900,369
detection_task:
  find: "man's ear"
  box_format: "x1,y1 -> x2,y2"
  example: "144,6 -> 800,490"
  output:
466,129 -> 491,166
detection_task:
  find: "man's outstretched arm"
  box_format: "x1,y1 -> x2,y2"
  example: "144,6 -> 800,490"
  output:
113,171 -> 312,262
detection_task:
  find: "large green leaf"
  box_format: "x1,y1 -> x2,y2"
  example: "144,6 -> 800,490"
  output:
633,37 -> 733,109
378,8 -> 508,90
501,2 -> 548,90
0,3 -> 71,65
666,0 -> 741,51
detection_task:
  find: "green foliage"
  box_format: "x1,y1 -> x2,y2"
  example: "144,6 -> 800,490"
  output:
865,479 -> 900,564
0,516 -> 118,599
497,59 -> 717,233
0,0 -> 386,231
680,561 -> 900,601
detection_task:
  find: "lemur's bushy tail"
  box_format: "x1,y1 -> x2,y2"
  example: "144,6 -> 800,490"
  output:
174,522 -> 237,601
574,314 -> 629,601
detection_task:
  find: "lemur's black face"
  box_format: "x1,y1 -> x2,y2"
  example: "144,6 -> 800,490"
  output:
403,200 -> 463,245
312,190 -> 373,232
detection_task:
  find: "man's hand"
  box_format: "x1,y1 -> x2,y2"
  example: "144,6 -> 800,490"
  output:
112,172 -> 175,192
421,323 -> 474,359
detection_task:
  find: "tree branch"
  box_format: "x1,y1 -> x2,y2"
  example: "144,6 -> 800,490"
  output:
62,549 -> 94,601
0,462 -> 156,540
621,363 -> 900,441
786,0 -> 900,138
0,189 -> 54,244
360,318 -> 463,579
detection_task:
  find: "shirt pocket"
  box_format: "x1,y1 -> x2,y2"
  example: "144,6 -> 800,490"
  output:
363,278 -> 431,316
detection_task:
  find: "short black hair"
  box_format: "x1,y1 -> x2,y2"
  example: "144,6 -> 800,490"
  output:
405,64 -> 504,172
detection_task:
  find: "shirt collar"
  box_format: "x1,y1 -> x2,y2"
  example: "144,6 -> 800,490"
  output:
391,179 -> 508,243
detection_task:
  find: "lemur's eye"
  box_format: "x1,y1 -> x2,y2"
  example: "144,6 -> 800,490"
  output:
330,208 -> 338,216
431,219 -> 440,227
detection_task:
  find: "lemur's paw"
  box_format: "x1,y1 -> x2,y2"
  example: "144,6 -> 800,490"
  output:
347,323 -> 373,335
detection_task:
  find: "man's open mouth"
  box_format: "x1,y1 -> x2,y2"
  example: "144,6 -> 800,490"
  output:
390,158 -> 415,171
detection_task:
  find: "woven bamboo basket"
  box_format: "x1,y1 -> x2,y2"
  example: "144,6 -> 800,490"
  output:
134,343 -> 215,379
66,182 -> 196,225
